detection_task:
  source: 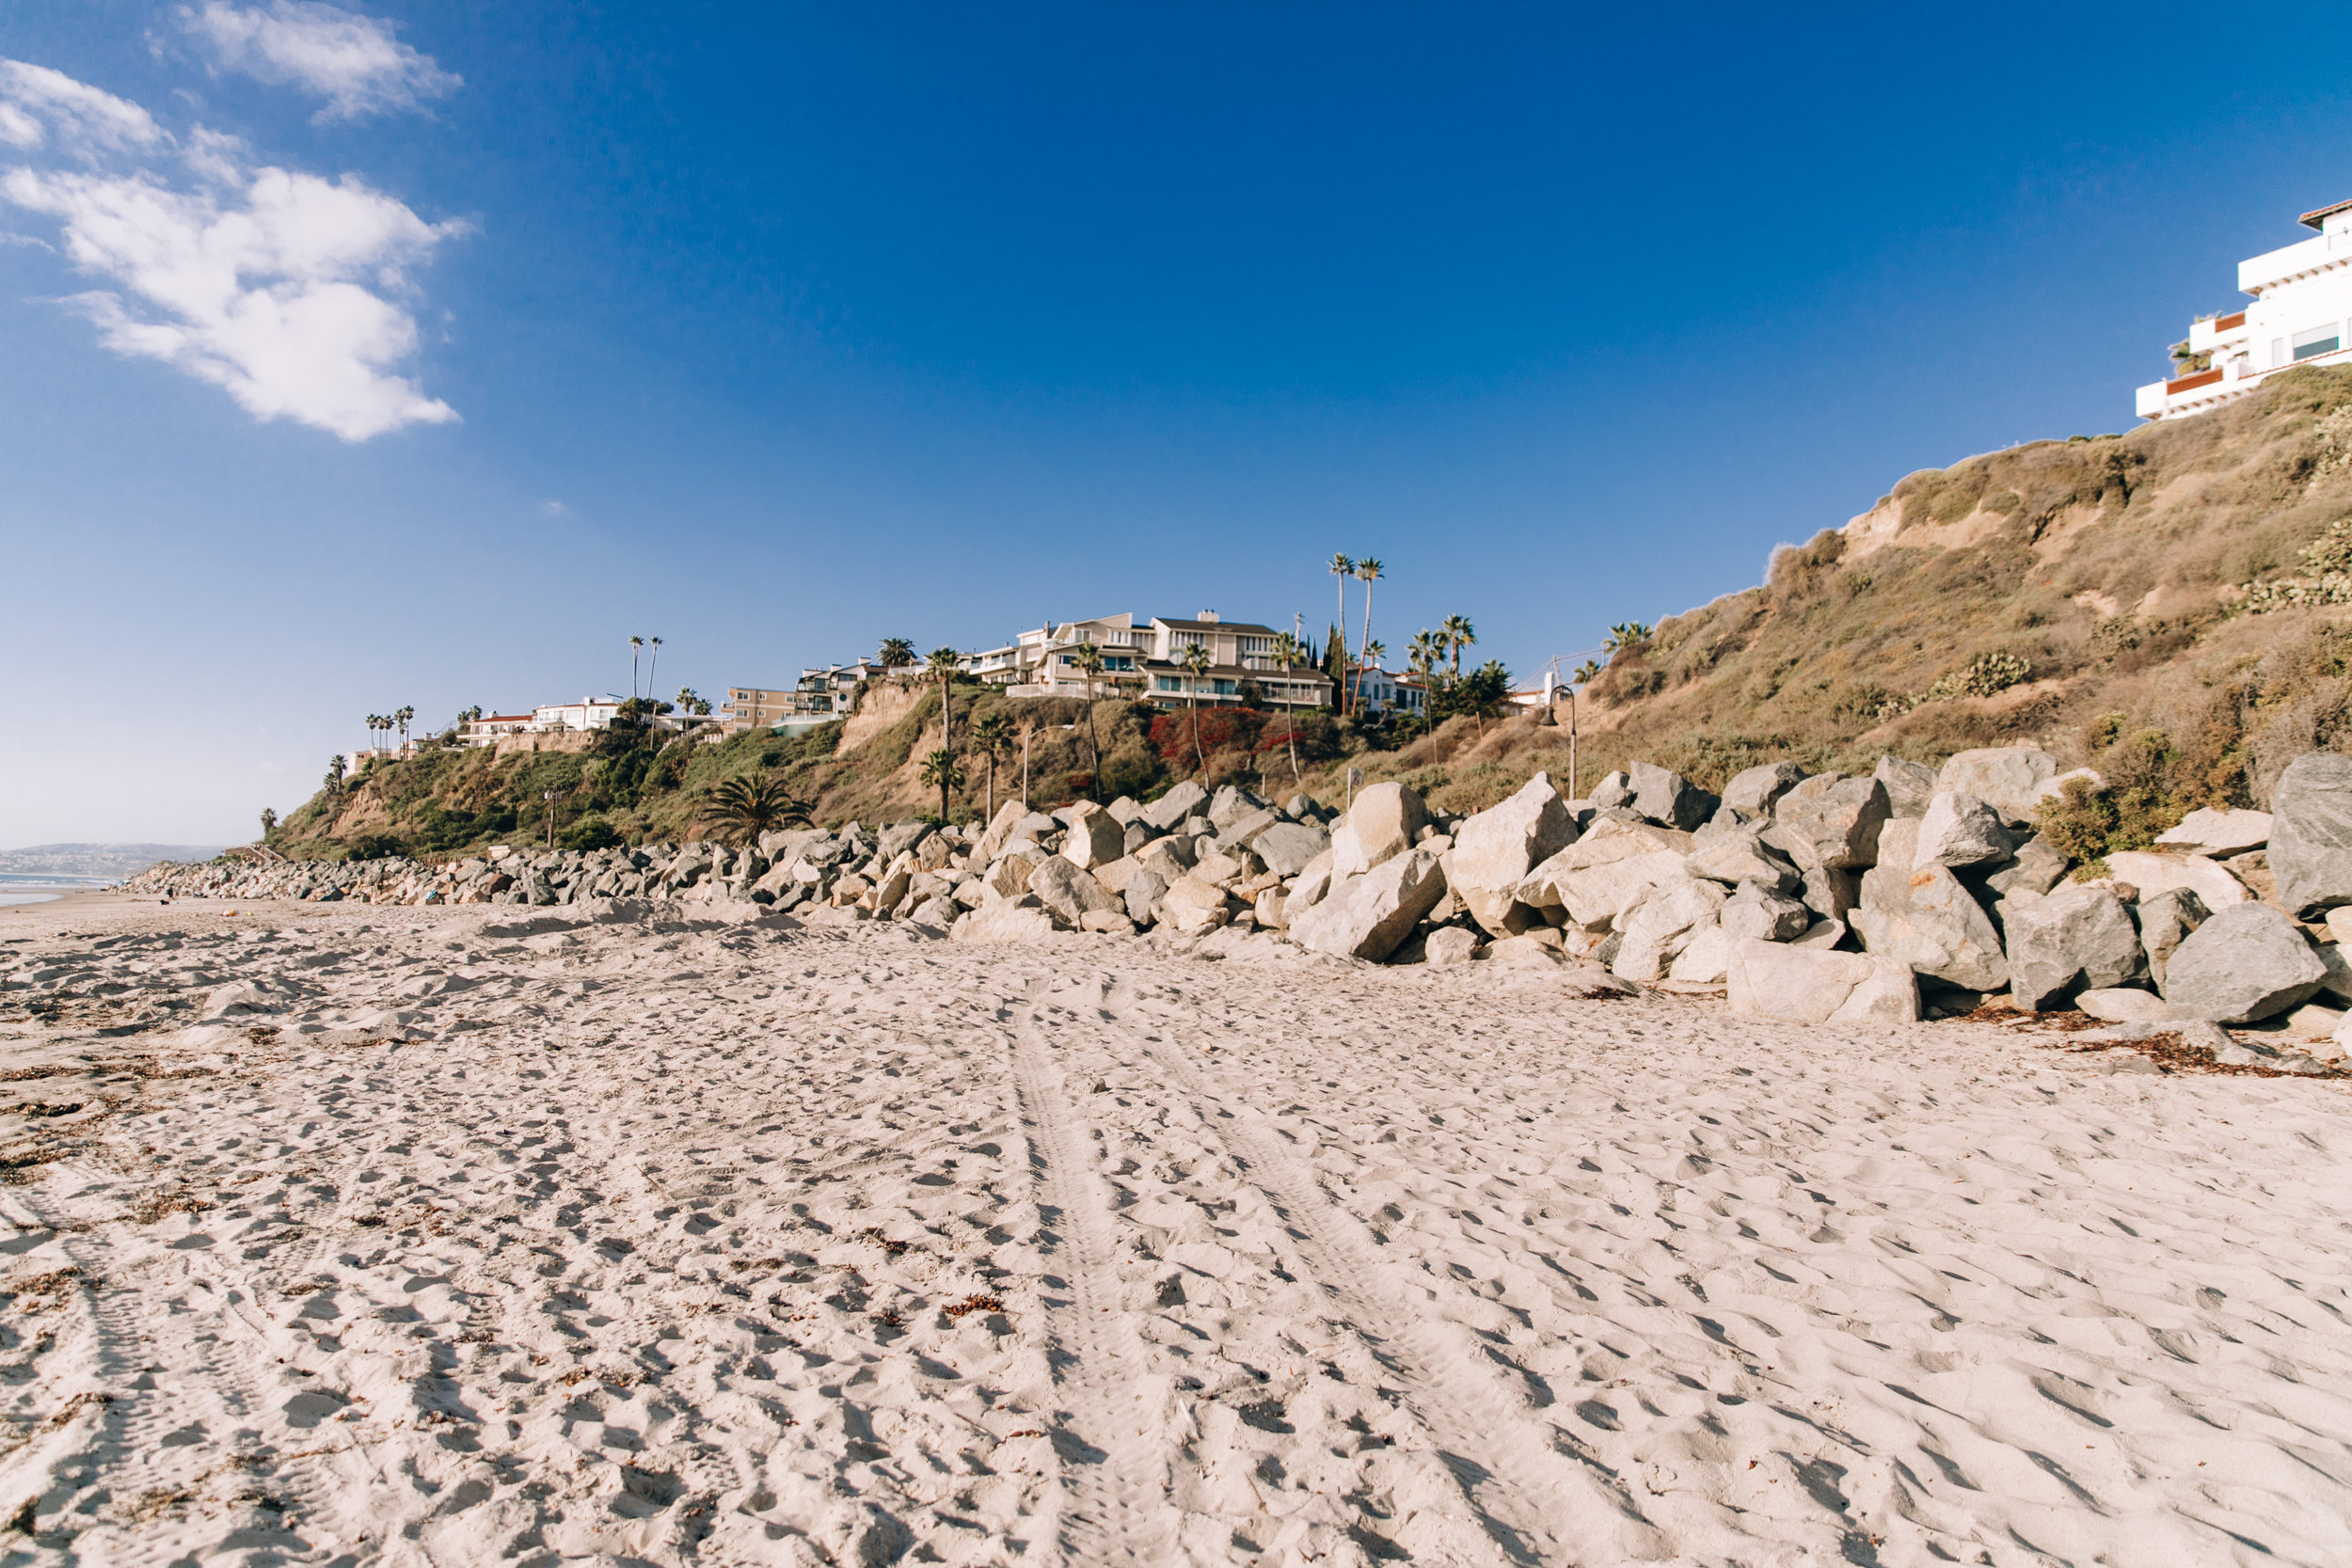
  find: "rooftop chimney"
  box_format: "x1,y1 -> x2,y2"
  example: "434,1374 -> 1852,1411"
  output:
1199,609 -> 1219,623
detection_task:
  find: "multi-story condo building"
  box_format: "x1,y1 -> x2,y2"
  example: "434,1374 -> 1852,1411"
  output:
966,610 -> 1335,709
721,659 -> 893,735
2138,199 -> 2352,420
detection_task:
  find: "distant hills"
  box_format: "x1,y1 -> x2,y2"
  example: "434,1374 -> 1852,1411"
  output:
0,844 -> 228,879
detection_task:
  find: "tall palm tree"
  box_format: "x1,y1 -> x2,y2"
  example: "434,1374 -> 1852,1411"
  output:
970,712 -> 1012,820
878,637 -> 916,672
1441,613 -> 1477,679
1327,554 -> 1356,714
1408,628 -> 1444,677
699,775 -> 813,846
326,754 -> 346,794
920,748 -> 966,823
395,705 -> 414,749
926,647 -> 962,746
1070,641 -> 1106,784
1178,641 -> 1213,781
1269,631 -> 1306,786
645,637 -> 663,704
1360,640 -> 1386,714
1354,558 -> 1384,715
630,636 -> 644,699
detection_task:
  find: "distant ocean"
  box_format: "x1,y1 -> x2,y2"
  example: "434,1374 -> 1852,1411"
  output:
0,873 -> 109,909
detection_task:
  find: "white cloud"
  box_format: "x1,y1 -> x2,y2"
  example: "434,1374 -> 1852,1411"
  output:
0,61 -> 165,153
0,58 -> 463,441
540,499 -> 567,517
183,1 -> 458,121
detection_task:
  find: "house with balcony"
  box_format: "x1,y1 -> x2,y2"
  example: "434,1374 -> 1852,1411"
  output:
2137,199 -> 2352,420
966,610 -> 1335,709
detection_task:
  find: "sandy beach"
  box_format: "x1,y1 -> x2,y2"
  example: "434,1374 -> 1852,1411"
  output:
0,892 -> 2346,1566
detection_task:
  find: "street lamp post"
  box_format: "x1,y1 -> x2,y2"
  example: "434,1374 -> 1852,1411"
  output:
543,788 -> 559,850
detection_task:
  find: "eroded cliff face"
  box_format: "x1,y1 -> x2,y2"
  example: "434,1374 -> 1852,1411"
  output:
1564,365 -> 2352,806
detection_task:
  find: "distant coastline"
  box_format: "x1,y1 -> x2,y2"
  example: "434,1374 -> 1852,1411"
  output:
0,872 -> 113,909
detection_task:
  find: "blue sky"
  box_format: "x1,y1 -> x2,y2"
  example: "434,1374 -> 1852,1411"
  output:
5,1 -> 2349,844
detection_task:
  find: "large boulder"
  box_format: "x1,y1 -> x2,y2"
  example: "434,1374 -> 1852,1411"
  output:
1250,821 -> 1328,877
1027,857 -> 1117,927
1590,770 -> 1635,810
1517,818 -> 1692,915
2154,808 -> 2272,856
971,800 -> 1035,864
1629,762 -> 1717,831
1443,772 -> 1577,935
1684,822 -> 1802,894
2133,887 -> 2209,988
1289,848 -> 1448,962
2101,850 -> 2249,910
1610,876 -> 1728,983
2001,883 -> 2144,1010
1668,924 -> 1735,984
1720,761 -> 1808,820
1872,755 -> 1940,820
1539,847 -> 1689,931
1767,775 -> 1890,871
2159,902 -> 2328,1023
1124,868 -> 1168,926
1208,784 -> 1272,831
1726,941 -> 1919,1024
984,850 -> 1044,900
1934,747 -> 2059,827
1329,782 -> 1431,878
1060,802 -> 1127,870
1159,875 -> 1237,935
1852,863 -> 2009,990
2266,754 -> 2352,916
1142,780 -> 1211,833
1982,836 -> 2072,899
1914,792 -> 2013,870
879,821 -> 934,861
1721,882 -> 1812,942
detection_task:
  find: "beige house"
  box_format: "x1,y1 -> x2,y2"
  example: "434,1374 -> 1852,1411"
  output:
966,610 -> 1334,709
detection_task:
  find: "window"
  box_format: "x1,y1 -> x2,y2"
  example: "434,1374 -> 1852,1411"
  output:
1155,676 -> 1181,692
1212,679 -> 1236,695
2296,324 -> 2343,361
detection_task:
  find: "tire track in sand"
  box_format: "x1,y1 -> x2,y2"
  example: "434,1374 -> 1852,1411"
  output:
1094,976 -> 1667,1565
1005,992 -> 1177,1564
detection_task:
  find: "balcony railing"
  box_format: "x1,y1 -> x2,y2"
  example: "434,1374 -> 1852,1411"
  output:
2166,368 -> 2224,394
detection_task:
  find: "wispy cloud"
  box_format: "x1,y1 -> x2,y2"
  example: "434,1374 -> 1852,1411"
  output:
182,1 -> 459,121
0,61 -> 165,154
0,57 -> 463,440
541,499 -> 568,517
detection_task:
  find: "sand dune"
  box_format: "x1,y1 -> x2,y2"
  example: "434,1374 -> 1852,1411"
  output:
0,894 -> 2346,1565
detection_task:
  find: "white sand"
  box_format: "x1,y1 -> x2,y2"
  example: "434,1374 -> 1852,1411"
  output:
0,895 -> 2348,1565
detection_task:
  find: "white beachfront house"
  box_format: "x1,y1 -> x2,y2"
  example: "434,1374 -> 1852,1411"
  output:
2137,198 -> 2352,421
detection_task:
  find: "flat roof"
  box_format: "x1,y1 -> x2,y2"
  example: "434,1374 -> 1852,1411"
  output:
2301,198 -> 2352,230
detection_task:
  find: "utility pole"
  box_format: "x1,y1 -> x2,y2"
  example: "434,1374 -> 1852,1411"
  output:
543,787 -> 559,849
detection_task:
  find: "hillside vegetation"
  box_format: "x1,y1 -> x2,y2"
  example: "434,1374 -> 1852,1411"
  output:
262,365 -> 2352,863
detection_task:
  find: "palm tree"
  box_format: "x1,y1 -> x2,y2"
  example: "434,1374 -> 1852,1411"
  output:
1269,631 -> 1307,786
1018,718 -> 1038,804
1178,641 -> 1213,781
878,637 -> 916,672
646,637 -> 663,702
699,775 -> 813,846
395,705 -> 414,749
629,636 -> 644,699
260,806 -> 278,839
926,647 -> 962,745
1327,554 -> 1356,714
1441,613 -> 1477,679
326,754 -> 346,794
1353,558 -> 1383,715
1070,641 -> 1106,783
970,713 -> 1012,820
1408,628 -> 1445,678
920,748 -> 966,823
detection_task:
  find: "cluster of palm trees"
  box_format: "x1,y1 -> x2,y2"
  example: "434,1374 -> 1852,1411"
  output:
362,706 -> 415,755
1404,614 -> 1479,686
1327,554 -> 1387,716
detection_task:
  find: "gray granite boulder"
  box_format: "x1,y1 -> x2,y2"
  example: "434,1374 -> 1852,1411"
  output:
1852,862 -> 2009,990
1726,941 -> 1918,1024
1629,761 -> 1717,831
1721,883 -> 1812,942
1982,835 -> 2071,900
1872,755 -> 1941,820
1027,857 -> 1119,927
1768,775 -> 1890,871
2133,887 -> 2209,989
1590,770 -> 1635,810
1720,761 -> 1809,821
2159,902 -> 2327,1023
1684,822 -> 1802,894
2266,753 -> 2352,917
2002,882 -> 2144,1010
1289,848 -> 1448,962
1914,792 -> 2013,870
1935,747 -> 2060,827
1250,821 -> 1328,878
1142,781 -> 1211,833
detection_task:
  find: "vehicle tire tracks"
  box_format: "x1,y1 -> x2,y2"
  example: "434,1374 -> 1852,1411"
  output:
1004,990 -> 1177,1564
1094,975 -> 1669,1564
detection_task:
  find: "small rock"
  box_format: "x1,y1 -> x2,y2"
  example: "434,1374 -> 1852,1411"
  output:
2075,987 -> 2172,1023
1423,927 -> 1478,966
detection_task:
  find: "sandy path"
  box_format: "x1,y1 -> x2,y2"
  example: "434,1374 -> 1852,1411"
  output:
0,895 -> 2346,1565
